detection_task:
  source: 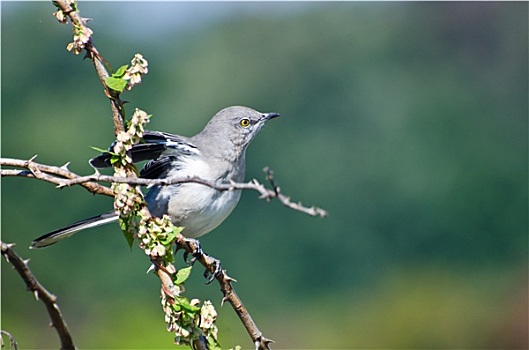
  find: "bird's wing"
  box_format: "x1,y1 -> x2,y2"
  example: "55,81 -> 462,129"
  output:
89,131 -> 199,175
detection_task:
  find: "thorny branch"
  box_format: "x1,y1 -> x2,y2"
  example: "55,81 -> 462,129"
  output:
1,156 -> 114,197
1,330 -> 19,350
1,241 -> 75,350
0,157 -> 328,218
52,0 -> 125,133
176,238 -> 274,350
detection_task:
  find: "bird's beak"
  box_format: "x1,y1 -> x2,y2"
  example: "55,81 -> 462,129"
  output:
263,112 -> 280,121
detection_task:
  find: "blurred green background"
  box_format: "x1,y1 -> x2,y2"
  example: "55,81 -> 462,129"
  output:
2,2 -> 527,349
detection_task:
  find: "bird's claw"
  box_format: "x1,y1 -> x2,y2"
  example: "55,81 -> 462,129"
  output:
181,238 -> 204,265
203,257 -> 222,284
180,238 -> 222,284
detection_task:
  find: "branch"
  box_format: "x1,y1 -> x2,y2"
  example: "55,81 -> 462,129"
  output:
1,330 -> 19,350
0,157 -> 328,218
1,241 -> 75,350
176,238 -> 273,350
0,156 -> 113,197
52,0 -> 125,133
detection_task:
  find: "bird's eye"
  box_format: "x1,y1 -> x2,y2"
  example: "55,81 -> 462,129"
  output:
240,118 -> 250,127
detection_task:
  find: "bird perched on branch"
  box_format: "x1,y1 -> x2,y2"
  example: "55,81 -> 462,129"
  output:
31,106 -> 279,248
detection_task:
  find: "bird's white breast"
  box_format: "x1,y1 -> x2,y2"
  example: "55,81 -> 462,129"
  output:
147,156 -> 242,238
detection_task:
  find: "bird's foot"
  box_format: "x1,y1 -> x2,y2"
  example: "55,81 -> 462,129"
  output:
180,238 -> 222,284
181,237 -> 203,265
203,256 -> 222,284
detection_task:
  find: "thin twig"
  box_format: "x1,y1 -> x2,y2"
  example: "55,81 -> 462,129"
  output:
1,242 -> 75,350
0,157 -> 113,197
52,0 -> 125,134
1,330 -> 19,350
176,238 -> 273,350
0,157 -> 328,218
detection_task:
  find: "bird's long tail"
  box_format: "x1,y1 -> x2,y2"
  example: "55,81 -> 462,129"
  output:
31,212 -> 119,248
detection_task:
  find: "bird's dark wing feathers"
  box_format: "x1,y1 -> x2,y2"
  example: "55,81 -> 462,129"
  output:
140,155 -> 181,179
89,131 -> 198,176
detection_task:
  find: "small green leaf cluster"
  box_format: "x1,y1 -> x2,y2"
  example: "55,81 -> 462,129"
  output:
149,226 -> 221,348
105,54 -> 149,93
139,214 -> 182,262
148,217 -> 220,349
105,65 -> 129,93
161,284 -> 221,349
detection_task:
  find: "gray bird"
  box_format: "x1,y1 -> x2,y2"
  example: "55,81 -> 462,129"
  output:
31,106 -> 279,248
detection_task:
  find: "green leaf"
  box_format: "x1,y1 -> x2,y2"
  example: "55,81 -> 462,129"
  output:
113,64 -> 129,78
174,266 -> 193,285
207,335 -> 222,350
175,296 -> 200,314
159,230 -> 176,245
110,154 -> 121,165
105,76 -> 128,92
90,146 -> 110,154
123,230 -> 134,249
118,218 -> 135,249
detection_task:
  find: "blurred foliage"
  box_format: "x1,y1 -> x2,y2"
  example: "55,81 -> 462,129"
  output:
1,2 -> 527,349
